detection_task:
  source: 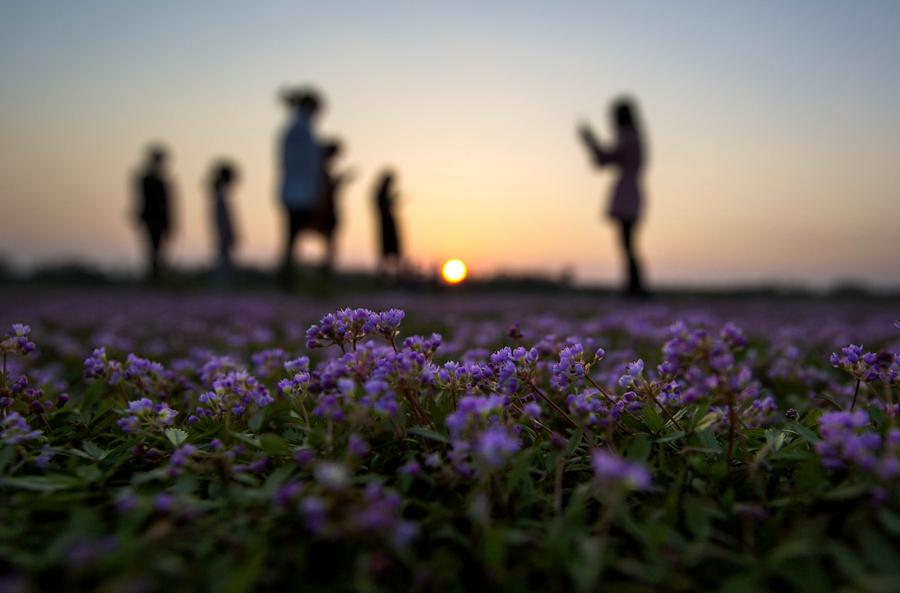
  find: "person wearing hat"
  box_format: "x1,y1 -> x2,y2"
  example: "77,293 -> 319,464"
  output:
277,87 -> 323,290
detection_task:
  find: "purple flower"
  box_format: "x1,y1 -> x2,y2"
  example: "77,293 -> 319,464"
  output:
392,520 -> 419,547
274,481 -> 303,507
118,400 -> 178,433
2,323 -> 36,356
127,398 -> 154,414
348,433 -> 370,458
617,359 -> 645,388
194,370 -> 272,421
300,496 -> 328,533
306,308 -> 378,350
294,448 -> 314,466
445,395 -> 508,437
522,402 -> 542,419
153,492 -> 175,513
399,459 -> 421,477
474,426 -> 520,468
551,343 -> 587,389
251,348 -> 288,378
591,450 -> 652,490
366,308 -> 406,341
83,347 -> 110,379
115,492 -> 139,514
815,410 -> 887,472
720,323 -> 747,349
34,445 -> 55,468
167,444 -> 196,476
1,412 -> 42,445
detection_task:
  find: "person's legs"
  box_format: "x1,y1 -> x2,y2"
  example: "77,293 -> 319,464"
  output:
279,209 -> 301,290
619,220 -> 645,296
145,225 -> 163,284
322,230 -> 336,277
215,241 -> 232,287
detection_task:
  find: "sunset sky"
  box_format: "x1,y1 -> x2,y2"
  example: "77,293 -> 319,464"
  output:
1,1 -> 899,288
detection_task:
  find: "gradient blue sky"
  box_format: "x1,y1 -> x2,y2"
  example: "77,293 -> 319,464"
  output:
1,1 -> 899,287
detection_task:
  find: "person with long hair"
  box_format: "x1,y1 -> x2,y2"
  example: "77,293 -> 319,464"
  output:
373,169 -> 402,280
578,98 -> 648,297
208,160 -> 239,286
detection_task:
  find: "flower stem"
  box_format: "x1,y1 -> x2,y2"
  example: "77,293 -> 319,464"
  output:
850,379 -> 861,411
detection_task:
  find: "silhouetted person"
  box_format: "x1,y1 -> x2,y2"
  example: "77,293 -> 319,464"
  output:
374,170 -> 402,278
579,98 -> 648,298
315,140 -> 354,276
209,160 -> 239,286
278,87 -> 323,290
134,145 -> 173,284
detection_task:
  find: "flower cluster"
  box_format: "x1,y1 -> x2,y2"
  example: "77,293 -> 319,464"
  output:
1,411 -> 43,445
1,374 -> 68,415
2,295 -> 899,592
445,395 -> 520,474
1,323 -> 35,356
551,343 -> 605,390
815,410 -> 899,480
193,370 -> 273,421
84,348 -> 181,398
830,344 -> 899,385
490,345 -> 539,393
591,449 -> 652,491
117,398 -> 178,433
306,308 -> 403,351
567,388 -> 639,427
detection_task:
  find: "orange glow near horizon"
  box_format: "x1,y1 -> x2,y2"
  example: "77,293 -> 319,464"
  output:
441,259 -> 468,284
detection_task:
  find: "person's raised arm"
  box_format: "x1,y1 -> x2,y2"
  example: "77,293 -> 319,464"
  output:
577,122 -> 614,167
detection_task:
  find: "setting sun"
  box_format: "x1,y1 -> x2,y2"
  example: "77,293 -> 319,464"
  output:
441,259 -> 468,284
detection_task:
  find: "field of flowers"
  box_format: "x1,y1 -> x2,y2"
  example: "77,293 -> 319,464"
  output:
1,289 -> 898,593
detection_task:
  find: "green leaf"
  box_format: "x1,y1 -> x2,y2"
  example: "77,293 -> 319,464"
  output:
859,524 -> 900,575
259,433 -> 290,455
0,445 -> 14,473
230,432 -> 261,448
222,551 -> 265,593
407,426 -> 450,444
827,542 -> 867,582
684,498 -> 712,540
879,509 -> 900,537
481,526 -> 506,571
0,474 -> 80,493
248,410 -> 266,432
655,431 -> 686,444
641,406 -> 664,433
262,464 -> 295,494
765,429 -> 786,451
822,482 -> 868,501
165,428 -> 189,447
694,411 -> 719,432
626,434 -> 651,463
75,464 -> 102,483
565,426 -> 584,457
81,441 -> 109,461
788,422 -> 820,444
696,427 -> 721,452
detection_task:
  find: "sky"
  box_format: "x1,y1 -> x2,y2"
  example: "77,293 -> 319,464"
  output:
1,1 -> 899,288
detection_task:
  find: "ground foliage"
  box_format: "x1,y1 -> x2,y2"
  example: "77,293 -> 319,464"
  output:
1,292 -> 899,593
